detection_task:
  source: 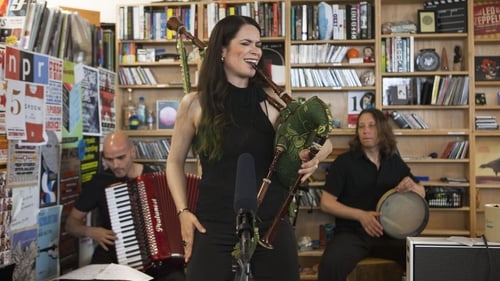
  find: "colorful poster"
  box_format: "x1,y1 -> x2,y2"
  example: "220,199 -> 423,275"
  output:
46,57 -> 64,141
7,143 -> 40,188
79,65 -> 101,136
61,60 -> 83,148
0,170 -> 12,265
39,131 -> 60,207
99,67 -> 116,138
36,205 -> 62,281
11,185 -> 38,230
80,135 -> 100,185
4,46 -> 49,145
11,225 -> 37,281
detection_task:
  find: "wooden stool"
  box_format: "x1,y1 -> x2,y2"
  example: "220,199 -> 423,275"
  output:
346,258 -> 403,281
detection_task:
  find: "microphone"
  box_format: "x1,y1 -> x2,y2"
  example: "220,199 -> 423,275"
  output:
234,153 -> 257,265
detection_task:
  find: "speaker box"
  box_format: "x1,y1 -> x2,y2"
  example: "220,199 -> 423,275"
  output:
407,237 -> 500,281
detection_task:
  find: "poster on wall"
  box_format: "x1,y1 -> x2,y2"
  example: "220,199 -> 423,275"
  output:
78,65 -> 101,136
98,68 -> 116,139
61,61 -> 83,148
36,205 -> 62,281
7,143 -> 40,188
11,225 -> 37,281
4,46 -> 49,145
0,170 -> 12,266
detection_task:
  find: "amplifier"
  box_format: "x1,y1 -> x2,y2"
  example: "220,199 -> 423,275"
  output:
407,237 -> 500,281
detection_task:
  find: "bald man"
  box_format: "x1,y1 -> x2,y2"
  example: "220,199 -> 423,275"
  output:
65,131 -> 185,281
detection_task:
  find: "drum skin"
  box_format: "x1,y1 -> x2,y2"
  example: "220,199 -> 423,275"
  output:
376,188 -> 429,239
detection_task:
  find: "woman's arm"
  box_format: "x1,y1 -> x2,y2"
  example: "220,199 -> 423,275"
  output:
166,92 -> 205,262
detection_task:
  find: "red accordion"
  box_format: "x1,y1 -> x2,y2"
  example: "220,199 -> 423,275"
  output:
105,172 -> 199,271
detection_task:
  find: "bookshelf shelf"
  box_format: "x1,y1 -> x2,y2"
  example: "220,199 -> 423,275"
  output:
291,86 -> 375,92
381,33 -> 468,39
380,71 -> 470,77
392,129 -> 469,135
118,84 -> 186,89
291,63 -> 376,68
119,61 -> 198,67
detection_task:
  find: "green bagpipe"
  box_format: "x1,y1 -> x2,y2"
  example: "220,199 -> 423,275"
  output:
167,17 -> 333,250
251,66 -> 332,249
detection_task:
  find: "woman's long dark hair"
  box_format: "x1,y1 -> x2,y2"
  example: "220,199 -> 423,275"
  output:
349,108 -> 399,158
193,15 -> 267,161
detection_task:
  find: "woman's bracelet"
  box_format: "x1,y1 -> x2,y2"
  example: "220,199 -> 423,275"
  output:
177,207 -> 190,216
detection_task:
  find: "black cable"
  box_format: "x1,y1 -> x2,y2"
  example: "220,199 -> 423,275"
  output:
481,234 -> 492,281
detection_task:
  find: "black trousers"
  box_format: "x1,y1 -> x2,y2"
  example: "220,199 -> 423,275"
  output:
317,227 -> 405,281
186,219 -> 300,281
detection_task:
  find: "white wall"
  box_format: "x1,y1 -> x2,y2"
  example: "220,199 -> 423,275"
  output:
44,0 -> 138,23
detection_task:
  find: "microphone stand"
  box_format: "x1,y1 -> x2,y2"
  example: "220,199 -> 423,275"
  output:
234,209 -> 254,281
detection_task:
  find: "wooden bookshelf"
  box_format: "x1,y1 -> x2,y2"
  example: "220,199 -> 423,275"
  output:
113,1 -> 500,279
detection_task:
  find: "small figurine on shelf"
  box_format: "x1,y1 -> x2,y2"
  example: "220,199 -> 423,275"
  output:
147,110 -> 155,130
441,47 -> 449,71
363,46 -> 375,63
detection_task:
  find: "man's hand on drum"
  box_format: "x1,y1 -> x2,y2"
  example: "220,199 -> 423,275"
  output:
395,176 -> 426,198
358,210 -> 383,237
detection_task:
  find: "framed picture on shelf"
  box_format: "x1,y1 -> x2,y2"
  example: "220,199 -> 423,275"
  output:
347,91 -> 375,128
418,10 -> 436,33
156,100 -> 179,130
476,138 -> 500,184
473,3 -> 500,37
382,77 -> 415,105
474,56 -> 500,81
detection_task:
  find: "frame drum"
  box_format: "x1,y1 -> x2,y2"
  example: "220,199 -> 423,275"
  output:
376,189 -> 429,239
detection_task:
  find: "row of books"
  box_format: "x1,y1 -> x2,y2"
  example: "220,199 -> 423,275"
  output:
291,68 -> 361,88
291,1 -> 374,41
382,76 -> 469,106
118,67 -> 158,86
381,37 -> 415,73
429,76 -> 470,106
475,115 -> 499,130
298,188 -> 322,208
390,111 -> 429,130
132,138 -> 171,160
205,2 -> 285,38
18,3 -> 108,68
118,4 -> 196,40
441,140 -> 469,159
290,44 -> 350,64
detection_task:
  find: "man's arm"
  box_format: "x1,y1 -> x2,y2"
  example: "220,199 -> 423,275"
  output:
65,207 -> 117,251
